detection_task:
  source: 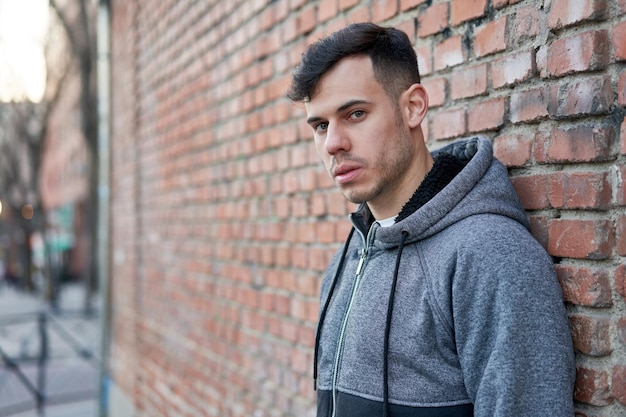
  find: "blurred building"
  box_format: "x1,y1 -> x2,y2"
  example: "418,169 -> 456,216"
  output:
39,73 -> 90,289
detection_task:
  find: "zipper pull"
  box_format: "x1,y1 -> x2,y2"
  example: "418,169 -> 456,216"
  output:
356,249 -> 366,275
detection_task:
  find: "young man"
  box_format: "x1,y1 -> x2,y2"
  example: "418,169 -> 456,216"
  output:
288,23 -> 575,417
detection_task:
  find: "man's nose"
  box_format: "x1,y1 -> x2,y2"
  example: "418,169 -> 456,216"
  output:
325,123 -> 350,155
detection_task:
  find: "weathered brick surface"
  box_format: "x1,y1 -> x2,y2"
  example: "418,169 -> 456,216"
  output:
417,2 -> 448,37
614,20 -> 626,61
548,0 -> 607,29
510,87 -> 549,123
107,0 -> 626,415
450,0 -> 487,26
617,215 -> 626,255
433,35 -> 466,71
569,314 -> 612,356
474,15 -> 507,58
491,50 -> 535,89
536,124 -> 614,163
548,219 -> 613,260
493,133 -> 533,167
556,265 -> 613,307
622,116 -> 626,155
544,30 -> 609,77
574,367 -> 614,406
450,63 -> 487,100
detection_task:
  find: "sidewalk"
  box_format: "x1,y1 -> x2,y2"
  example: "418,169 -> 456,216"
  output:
0,283 -> 100,417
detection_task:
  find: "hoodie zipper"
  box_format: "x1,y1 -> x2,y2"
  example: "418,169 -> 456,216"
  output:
331,225 -> 376,417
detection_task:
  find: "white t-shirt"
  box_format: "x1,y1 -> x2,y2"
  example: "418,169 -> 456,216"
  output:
376,217 -> 395,227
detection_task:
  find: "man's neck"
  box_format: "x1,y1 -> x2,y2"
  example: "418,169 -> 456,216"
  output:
368,151 -> 434,220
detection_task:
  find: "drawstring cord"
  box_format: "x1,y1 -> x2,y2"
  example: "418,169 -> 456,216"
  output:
313,227 -> 355,390
312,226 -> 408,417
383,230 -> 409,417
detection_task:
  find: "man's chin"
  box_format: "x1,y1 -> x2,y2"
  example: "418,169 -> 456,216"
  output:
340,189 -> 368,205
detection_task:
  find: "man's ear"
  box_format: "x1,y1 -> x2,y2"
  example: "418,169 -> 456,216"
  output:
401,83 -> 428,129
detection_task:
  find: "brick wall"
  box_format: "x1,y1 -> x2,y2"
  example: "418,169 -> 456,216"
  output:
107,1 -> 626,416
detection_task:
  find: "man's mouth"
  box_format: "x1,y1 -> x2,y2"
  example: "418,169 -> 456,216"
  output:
333,164 -> 362,185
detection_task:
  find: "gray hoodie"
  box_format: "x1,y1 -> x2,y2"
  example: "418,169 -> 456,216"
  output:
314,137 -> 575,417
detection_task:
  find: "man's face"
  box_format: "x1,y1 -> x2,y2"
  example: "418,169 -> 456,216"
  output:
304,55 -> 420,217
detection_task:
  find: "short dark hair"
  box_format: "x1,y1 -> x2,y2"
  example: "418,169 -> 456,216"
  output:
287,23 -> 421,102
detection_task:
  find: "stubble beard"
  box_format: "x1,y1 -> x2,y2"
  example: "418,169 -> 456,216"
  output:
337,126 -> 415,206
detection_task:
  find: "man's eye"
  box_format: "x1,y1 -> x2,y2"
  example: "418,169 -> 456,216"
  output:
349,110 -> 365,120
314,122 -> 328,133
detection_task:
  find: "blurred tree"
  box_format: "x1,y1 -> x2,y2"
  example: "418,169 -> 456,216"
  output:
0,63 -> 68,293
0,0 -> 97,306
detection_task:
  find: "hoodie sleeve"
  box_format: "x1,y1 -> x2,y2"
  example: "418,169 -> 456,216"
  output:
448,215 -> 575,417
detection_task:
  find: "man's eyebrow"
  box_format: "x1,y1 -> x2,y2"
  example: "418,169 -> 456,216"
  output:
306,99 -> 371,125
306,116 -> 323,126
337,99 -> 370,113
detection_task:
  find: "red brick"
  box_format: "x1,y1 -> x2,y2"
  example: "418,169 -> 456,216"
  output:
510,87 -> 549,123
400,0 -> 427,11
617,215 -> 626,255
416,44 -> 432,76
622,117 -> 626,155
535,46 -> 550,79
548,219 -> 613,260
491,50 -> 535,89
619,70 -> 626,106
339,0 -> 360,12
493,133 -> 533,167
346,4 -> 371,23
450,63 -> 487,99
574,367 -> 614,406
546,30 -> 609,77
318,0 -> 338,23
617,264 -> 626,301
474,15 -> 507,58
467,97 -> 505,133
537,125 -> 614,163
614,365 -> 626,406
430,108 -> 466,140
512,5 -> 541,42
569,314 -> 612,356
422,77 -> 446,107
417,3 -> 449,37
371,0 -> 398,21
548,171 -> 611,210
618,165 -> 626,206
548,75 -> 612,118
493,0 -> 508,8
510,174 -> 550,210
556,265 -> 613,307
548,0 -> 607,29
617,21 -> 626,61
618,316 -> 626,346
299,5 -> 317,35
450,0 -> 487,26
434,35 -> 466,71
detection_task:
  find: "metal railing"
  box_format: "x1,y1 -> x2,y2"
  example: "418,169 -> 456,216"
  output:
0,309 -> 99,416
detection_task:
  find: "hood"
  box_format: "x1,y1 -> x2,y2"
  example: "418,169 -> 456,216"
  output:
365,136 -> 529,249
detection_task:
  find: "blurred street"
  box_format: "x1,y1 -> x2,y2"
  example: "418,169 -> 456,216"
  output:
0,283 -> 100,417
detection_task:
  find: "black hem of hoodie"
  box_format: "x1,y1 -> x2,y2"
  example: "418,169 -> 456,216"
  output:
317,389 -> 473,417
